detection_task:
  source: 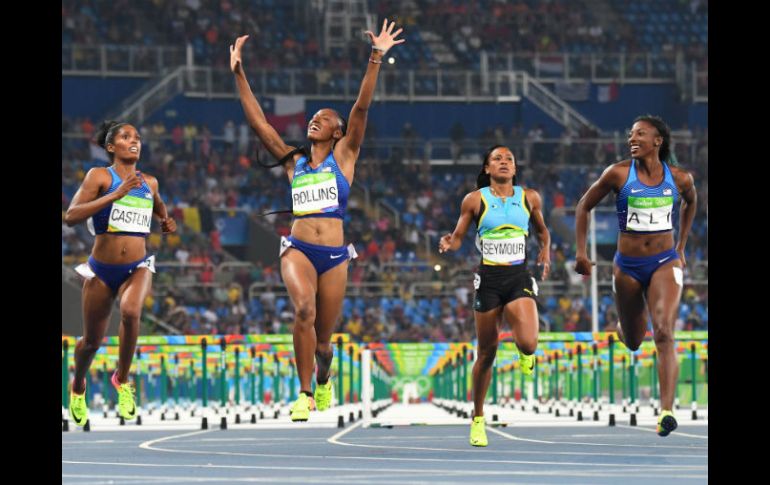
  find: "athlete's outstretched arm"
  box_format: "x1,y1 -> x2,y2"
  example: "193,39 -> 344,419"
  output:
230,35 -> 298,176
336,19 -> 405,165
439,192 -> 479,253
574,165 -> 619,275
525,189 -> 551,280
674,170 -> 697,268
64,168 -> 141,226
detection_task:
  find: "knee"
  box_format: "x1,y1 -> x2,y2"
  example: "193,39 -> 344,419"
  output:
618,322 -> 643,351
624,340 -> 641,352
294,300 -> 316,327
79,337 -> 102,354
477,345 -> 498,369
120,305 -> 142,325
653,325 -> 674,347
517,341 -> 537,356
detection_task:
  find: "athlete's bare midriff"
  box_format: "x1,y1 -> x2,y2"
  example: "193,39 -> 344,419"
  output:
617,231 -> 675,257
92,234 -> 147,264
291,217 -> 345,247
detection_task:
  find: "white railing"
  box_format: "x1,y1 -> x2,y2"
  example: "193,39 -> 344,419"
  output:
117,66 -> 188,125
62,44 -> 186,76
517,71 -> 601,135
62,44 -> 701,89
484,51 -> 685,83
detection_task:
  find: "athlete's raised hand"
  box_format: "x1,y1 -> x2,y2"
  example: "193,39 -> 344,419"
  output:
364,19 -> 406,55
230,35 -> 249,75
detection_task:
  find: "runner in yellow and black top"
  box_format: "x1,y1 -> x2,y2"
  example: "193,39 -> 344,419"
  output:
440,145 -> 551,447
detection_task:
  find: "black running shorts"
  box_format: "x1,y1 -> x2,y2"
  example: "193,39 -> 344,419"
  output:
473,265 -> 538,313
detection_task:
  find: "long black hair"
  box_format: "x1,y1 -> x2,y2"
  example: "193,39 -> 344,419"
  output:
633,114 -> 677,165
95,120 -> 129,162
476,144 -> 518,189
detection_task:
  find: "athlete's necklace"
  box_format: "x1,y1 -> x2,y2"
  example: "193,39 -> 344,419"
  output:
490,185 -> 513,199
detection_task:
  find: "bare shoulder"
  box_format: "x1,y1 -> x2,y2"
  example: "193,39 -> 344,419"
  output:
140,171 -> 158,184
600,159 -> 632,187
461,189 -> 482,212
669,164 -> 694,183
465,189 -> 482,202
669,164 -> 695,193
609,159 -> 632,174
521,185 -> 540,197
83,166 -> 111,186
85,166 -> 110,178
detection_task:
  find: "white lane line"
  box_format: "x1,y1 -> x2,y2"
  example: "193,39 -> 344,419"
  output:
120,442 -> 710,469
133,427 -> 706,469
327,420 -> 363,444
61,463 -> 707,479
485,427 -> 555,444
486,426 -> 707,449
61,440 -> 117,444
200,437 -> 328,442
329,430 -> 706,460
616,424 -> 709,440
139,429 -> 214,450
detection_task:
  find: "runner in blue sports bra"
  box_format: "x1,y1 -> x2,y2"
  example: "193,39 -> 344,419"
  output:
440,145 -> 551,447
64,121 -> 177,427
230,19 -> 405,421
574,115 -> 697,437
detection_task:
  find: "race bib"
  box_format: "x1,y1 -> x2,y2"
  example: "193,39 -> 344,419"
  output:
626,196 -> 673,231
292,173 -> 339,216
480,234 -> 526,265
108,195 -> 153,233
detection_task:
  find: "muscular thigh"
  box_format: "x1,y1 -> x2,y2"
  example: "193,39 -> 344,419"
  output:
118,268 -> 153,313
82,276 -> 116,331
613,264 -> 648,344
502,297 -> 539,348
315,260 -> 349,341
645,261 -> 683,331
281,248 -> 319,306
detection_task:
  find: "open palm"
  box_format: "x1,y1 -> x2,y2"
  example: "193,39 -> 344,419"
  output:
365,19 -> 406,54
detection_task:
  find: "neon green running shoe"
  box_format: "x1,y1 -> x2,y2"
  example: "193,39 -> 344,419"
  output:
69,389 -> 89,427
290,393 -> 315,422
314,381 -> 333,411
470,416 -> 488,447
111,372 -> 137,420
657,410 -> 678,437
519,351 -> 535,376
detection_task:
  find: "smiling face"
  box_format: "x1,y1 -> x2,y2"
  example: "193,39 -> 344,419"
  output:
106,124 -> 141,162
307,109 -> 344,142
628,121 -> 662,160
485,146 -> 516,181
